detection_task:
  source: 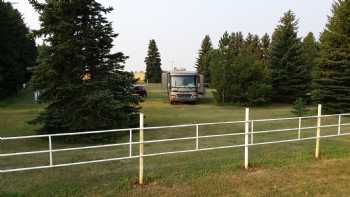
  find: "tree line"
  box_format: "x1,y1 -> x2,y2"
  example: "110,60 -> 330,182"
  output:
196,3 -> 348,114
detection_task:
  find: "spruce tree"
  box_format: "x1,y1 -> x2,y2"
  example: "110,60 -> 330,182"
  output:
29,0 -> 140,134
303,32 -> 319,75
196,35 -> 213,84
0,1 -> 37,99
315,0 -> 350,113
269,10 -> 311,102
291,97 -> 309,117
145,39 -> 162,83
261,33 -> 271,65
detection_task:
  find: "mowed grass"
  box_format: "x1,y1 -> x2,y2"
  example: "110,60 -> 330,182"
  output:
1,84 -> 350,196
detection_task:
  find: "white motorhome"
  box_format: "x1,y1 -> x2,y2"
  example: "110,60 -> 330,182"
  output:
162,70 -> 205,104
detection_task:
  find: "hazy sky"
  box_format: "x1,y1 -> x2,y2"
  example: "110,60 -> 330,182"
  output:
13,0 -> 333,72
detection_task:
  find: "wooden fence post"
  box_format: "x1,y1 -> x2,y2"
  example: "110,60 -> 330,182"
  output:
139,113 -> 144,185
315,104 -> 322,159
244,108 -> 250,169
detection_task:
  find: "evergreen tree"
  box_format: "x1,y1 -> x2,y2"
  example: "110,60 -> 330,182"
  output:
303,32 -> 319,75
145,39 -> 162,83
244,33 -> 254,49
244,34 -> 263,60
195,35 -> 213,84
0,1 -> 37,99
210,32 -> 271,105
253,35 -> 263,59
31,44 -> 51,89
291,97 -> 309,117
29,0 -> 140,134
269,10 -> 311,102
261,33 -> 271,64
226,52 -> 271,106
314,0 -> 350,113
229,32 -> 244,56
210,32 -> 231,103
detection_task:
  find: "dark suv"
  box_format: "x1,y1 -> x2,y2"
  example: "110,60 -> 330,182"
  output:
133,85 -> 148,97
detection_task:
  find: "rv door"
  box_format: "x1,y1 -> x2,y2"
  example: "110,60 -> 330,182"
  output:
161,72 -> 169,89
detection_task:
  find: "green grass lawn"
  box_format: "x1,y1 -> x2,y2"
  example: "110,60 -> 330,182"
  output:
1,84 -> 350,196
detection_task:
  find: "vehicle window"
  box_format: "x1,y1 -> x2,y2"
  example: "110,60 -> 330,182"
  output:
171,76 -> 196,88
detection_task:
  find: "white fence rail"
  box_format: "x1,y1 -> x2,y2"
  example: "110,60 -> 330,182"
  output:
2,104 -> 350,185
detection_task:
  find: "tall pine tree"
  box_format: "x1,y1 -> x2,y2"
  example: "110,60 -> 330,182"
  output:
29,0 -> 140,134
145,39 -> 162,83
269,10 -> 311,102
244,34 -> 263,60
229,32 -> 244,57
314,0 -> 350,113
196,35 -> 213,84
210,32 -> 231,103
261,33 -> 271,65
0,1 -> 37,99
303,32 -> 319,76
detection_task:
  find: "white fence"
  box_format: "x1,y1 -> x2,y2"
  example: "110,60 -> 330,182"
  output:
1,104 -> 350,185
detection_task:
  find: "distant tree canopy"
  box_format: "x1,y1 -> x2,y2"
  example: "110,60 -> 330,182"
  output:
210,32 -> 271,106
145,39 -> 162,83
269,10 -> 311,103
314,0 -> 350,113
0,1 -> 37,99
29,0 -> 140,135
196,35 -> 213,84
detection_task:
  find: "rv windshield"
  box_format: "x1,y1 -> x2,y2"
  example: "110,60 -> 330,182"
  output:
171,75 -> 196,88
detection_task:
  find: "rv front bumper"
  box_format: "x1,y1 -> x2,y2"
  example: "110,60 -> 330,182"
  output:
170,93 -> 198,102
